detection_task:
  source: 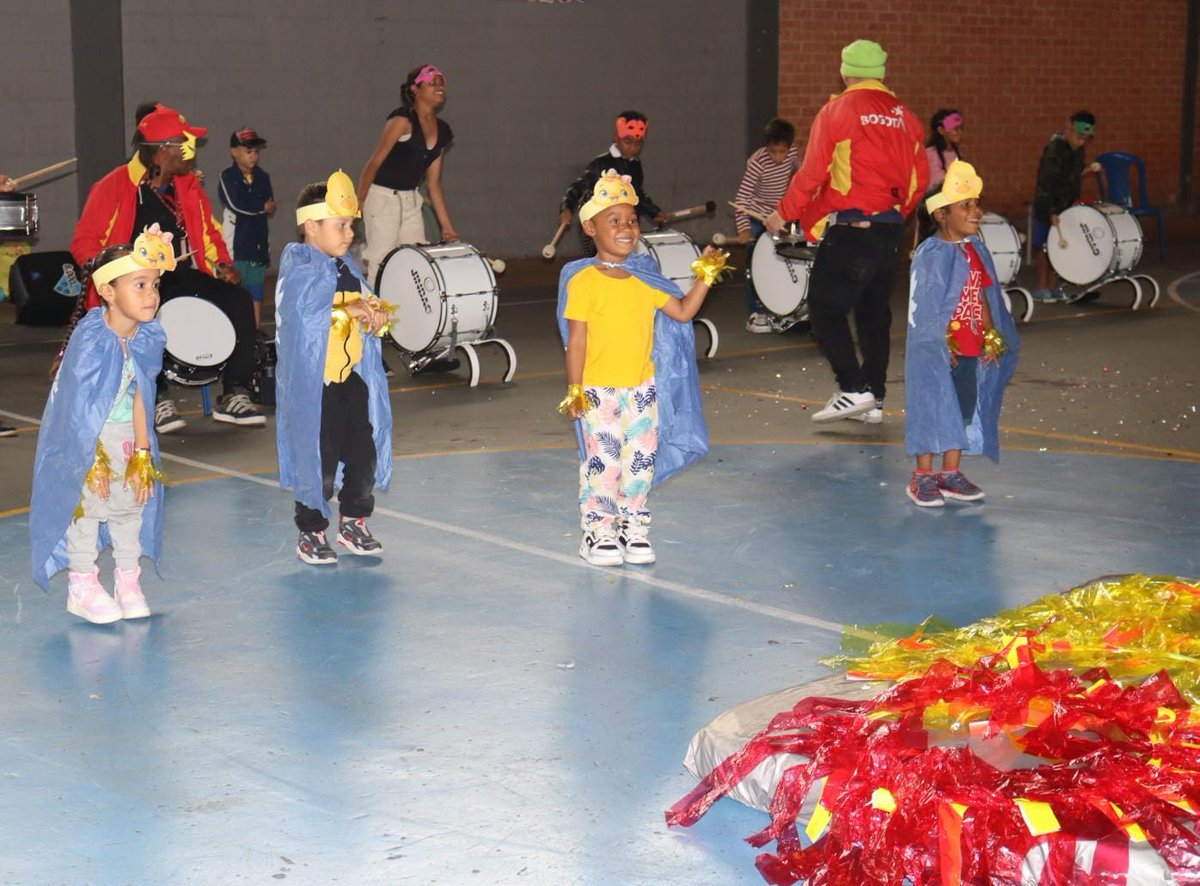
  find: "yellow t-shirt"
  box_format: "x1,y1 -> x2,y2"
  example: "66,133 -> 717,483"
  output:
563,266 -> 671,387
325,290 -> 365,384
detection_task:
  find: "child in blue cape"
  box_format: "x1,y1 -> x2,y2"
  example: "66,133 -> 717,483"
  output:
557,169 -> 724,566
906,160 -> 1020,508
275,171 -> 392,565
30,225 -> 173,622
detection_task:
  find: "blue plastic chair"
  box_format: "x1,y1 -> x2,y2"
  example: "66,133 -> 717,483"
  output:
1095,151 -> 1167,261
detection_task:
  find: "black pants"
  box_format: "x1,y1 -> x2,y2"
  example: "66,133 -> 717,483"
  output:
806,223 -> 904,401
294,373 -> 377,532
158,266 -> 257,397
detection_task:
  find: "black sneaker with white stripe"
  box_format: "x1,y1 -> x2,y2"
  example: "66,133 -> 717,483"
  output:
154,398 -> 186,434
812,390 -> 876,423
213,391 -> 266,426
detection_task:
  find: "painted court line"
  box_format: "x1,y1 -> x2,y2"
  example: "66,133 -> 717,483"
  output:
156,450 -> 850,636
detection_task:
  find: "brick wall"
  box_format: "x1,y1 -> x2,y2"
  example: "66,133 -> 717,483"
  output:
778,0 -> 1197,222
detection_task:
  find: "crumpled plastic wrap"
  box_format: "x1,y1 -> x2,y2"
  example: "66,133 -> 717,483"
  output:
823,575 -> 1200,702
667,657 -> 1200,885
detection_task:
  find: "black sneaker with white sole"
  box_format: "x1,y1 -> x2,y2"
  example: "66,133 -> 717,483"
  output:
337,517 -> 383,555
297,530 -> 337,565
154,398 -> 186,434
213,392 -> 266,426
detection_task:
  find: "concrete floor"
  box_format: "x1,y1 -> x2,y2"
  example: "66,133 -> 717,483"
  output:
0,231 -> 1198,884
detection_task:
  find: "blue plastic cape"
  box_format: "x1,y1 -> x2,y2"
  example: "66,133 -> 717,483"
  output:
904,236 -> 1020,460
275,243 -> 392,515
29,308 -> 167,591
556,252 -> 709,486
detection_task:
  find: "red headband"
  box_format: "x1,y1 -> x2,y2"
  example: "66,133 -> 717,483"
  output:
616,117 -> 647,140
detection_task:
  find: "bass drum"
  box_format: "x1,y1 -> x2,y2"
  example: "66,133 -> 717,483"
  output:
749,231 -> 811,322
376,242 -> 497,355
976,213 -> 1022,286
1047,202 -> 1143,286
157,296 -> 236,386
637,229 -> 700,290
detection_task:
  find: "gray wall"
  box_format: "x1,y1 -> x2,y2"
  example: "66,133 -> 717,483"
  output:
0,0 -> 79,255
4,0 -> 750,262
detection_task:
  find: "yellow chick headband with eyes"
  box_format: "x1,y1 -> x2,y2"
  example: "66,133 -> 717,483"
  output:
925,160 -> 983,214
93,223 -> 177,287
579,168 -> 639,223
296,170 -> 361,224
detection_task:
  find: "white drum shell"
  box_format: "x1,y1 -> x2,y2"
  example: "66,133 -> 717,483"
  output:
1048,203 -> 1144,286
749,231 -> 811,317
157,296 -> 236,379
637,229 -> 700,290
377,243 -> 497,355
976,213 -> 1021,287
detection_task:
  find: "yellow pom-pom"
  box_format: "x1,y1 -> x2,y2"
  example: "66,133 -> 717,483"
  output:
691,251 -> 733,287
557,384 -> 587,416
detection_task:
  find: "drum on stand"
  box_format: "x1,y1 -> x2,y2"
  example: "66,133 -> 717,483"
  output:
375,242 -> 516,387
637,229 -> 719,358
157,296 -> 236,386
976,213 -> 1034,323
1046,202 -> 1159,309
0,192 -> 38,239
748,230 -> 811,331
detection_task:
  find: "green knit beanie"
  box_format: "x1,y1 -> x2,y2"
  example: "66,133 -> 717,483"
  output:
840,39 -> 887,80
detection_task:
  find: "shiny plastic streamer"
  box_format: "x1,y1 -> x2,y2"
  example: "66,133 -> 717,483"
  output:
823,575 -> 1200,702
557,383 -> 586,416
124,448 -> 165,492
666,658 -> 1200,885
691,250 -> 733,287
74,440 -> 114,518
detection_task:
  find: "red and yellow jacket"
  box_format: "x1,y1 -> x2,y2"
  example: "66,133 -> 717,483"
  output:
778,80 -> 929,241
71,155 -> 232,307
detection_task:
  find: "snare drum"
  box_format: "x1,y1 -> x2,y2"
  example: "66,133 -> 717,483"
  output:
637,229 -> 700,289
749,231 -> 811,321
1047,202 -> 1144,286
376,242 -> 497,355
0,192 -> 38,238
976,213 -> 1022,286
157,296 -> 236,386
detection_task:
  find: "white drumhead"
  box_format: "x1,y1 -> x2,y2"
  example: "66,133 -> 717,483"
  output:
156,296 -> 235,366
376,243 -> 497,354
1047,205 -> 1115,285
749,231 -> 810,316
1095,203 -> 1144,273
976,213 -> 1021,286
637,229 -> 700,287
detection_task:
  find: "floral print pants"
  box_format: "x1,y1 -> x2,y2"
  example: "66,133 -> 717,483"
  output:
578,378 -> 658,531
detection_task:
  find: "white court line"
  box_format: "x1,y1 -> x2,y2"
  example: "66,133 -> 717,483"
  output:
159,450 -> 849,635
1167,270 -> 1200,314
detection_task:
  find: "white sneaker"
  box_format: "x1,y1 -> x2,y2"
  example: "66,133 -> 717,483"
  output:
617,523 -> 656,565
113,566 -> 151,619
847,403 -> 884,424
154,398 -> 186,434
812,390 -> 877,423
579,529 -> 623,566
745,312 -> 772,334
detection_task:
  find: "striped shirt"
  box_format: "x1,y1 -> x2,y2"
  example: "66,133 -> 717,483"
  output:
733,145 -> 799,233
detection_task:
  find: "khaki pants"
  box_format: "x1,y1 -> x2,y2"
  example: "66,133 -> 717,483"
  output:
361,185 -> 426,280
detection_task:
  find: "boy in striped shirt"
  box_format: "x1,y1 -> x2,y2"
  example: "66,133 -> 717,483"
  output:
734,118 -> 798,332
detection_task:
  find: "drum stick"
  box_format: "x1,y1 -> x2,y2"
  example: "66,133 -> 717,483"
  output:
12,158 -> 77,187
728,201 -> 768,223
1053,220 -> 1067,250
712,232 -> 728,246
666,200 -> 717,221
541,222 -> 569,260
489,258 -> 506,274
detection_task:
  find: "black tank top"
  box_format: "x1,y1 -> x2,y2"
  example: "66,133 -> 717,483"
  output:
373,111 -> 454,191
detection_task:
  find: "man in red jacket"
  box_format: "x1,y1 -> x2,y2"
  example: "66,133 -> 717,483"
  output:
72,104 -> 264,433
766,39 -> 928,424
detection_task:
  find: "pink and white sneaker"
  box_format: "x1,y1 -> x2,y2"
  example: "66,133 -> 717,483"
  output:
114,566 -> 151,619
67,568 -> 124,624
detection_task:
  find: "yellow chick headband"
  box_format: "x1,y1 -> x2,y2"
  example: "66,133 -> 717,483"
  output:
579,168 -> 639,223
93,224 -> 178,287
925,159 -> 983,214
296,170 -> 361,224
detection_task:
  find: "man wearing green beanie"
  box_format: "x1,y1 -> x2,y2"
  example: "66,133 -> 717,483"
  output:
766,38 -> 929,424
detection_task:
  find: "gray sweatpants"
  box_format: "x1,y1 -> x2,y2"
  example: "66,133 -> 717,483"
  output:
65,421 -> 145,573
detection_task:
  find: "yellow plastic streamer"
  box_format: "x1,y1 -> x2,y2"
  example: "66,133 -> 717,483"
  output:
332,299 -> 396,339
74,440 -> 114,518
557,384 -> 587,416
982,327 -> 1007,360
822,575 -> 1200,702
124,448 -> 166,492
691,250 -> 733,287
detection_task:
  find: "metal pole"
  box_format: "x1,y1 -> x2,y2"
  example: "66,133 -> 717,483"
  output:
1181,0 -> 1199,212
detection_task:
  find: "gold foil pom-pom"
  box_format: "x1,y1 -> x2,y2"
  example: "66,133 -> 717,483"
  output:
557,384 -> 587,416
74,441 -> 114,518
374,299 -> 397,338
982,327 -> 1007,359
125,448 -> 166,491
691,251 -> 733,287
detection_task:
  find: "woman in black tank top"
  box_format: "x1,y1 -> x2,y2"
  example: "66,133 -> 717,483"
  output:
357,64 -> 458,278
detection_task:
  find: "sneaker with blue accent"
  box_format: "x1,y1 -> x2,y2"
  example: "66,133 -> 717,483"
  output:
906,471 -> 945,508
937,470 -> 985,502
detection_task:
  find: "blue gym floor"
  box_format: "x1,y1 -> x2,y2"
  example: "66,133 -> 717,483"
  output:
1,444 -> 1198,884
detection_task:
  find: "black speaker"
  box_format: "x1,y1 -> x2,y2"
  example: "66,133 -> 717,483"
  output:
9,252 -> 83,326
